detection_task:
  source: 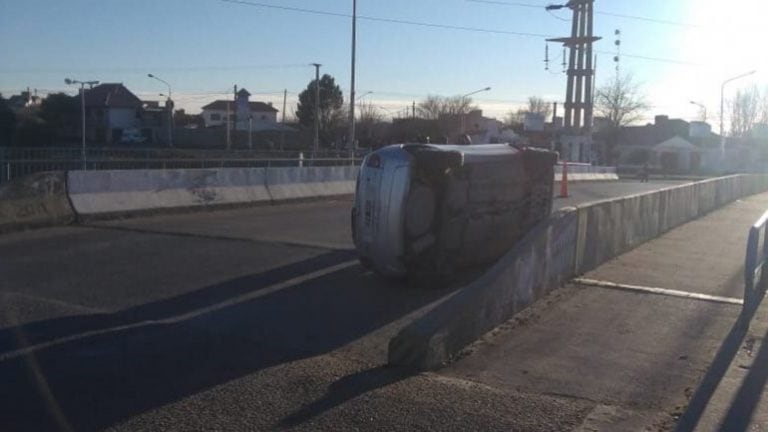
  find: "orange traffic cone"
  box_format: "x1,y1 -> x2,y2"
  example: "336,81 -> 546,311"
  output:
560,160 -> 569,198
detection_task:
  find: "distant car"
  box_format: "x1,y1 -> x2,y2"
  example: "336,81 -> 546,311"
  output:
351,143 -> 557,280
120,128 -> 147,144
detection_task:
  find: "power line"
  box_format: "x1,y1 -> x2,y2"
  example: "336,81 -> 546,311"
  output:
219,0 -> 705,67
0,64 -> 310,74
219,0 -> 553,38
466,0 -> 702,28
596,50 -> 704,66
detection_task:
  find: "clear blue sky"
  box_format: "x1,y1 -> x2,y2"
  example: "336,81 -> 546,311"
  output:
1,0 -> 765,122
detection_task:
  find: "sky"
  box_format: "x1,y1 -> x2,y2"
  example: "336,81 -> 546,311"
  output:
1,0 -> 767,125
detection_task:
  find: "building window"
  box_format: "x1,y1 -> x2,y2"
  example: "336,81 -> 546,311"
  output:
210,113 -> 221,121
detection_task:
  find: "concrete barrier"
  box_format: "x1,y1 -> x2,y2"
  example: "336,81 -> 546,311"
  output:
66,166 -> 359,218
554,164 -> 618,182
389,209 -> 578,370
67,168 -> 272,217
390,174 -> 768,370
0,171 -> 76,232
265,165 -> 358,201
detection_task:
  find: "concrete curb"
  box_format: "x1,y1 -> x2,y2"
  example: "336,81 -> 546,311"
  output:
388,174 -> 768,370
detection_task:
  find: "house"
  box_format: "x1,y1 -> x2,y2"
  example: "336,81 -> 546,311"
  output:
83,83 -> 144,143
613,115 -> 722,173
436,109 -> 508,144
201,88 -> 280,130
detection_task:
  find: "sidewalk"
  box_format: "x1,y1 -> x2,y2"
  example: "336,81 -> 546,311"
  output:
444,191 -> 768,431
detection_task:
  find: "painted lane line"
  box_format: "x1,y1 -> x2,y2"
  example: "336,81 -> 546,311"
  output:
0,260 -> 360,362
573,278 -> 744,306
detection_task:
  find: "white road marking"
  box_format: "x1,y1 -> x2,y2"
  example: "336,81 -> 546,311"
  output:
0,260 -> 360,362
573,278 -> 744,306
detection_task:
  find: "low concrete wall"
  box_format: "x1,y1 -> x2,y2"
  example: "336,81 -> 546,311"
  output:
67,166 -> 358,217
390,174 -> 768,370
266,166 -> 358,201
554,164 -> 618,182
0,171 -> 76,232
389,209 -> 578,369
68,168 -> 272,217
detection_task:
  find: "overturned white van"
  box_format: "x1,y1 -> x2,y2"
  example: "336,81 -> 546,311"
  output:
351,143 -> 557,279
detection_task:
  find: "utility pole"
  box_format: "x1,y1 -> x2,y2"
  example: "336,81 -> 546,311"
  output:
226,101 -> 231,150
348,0 -> 358,153
281,89 -> 287,151
233,85 -> 238,148
546,0 -> 600,132
552,101 -> 558,125
412,101 -> 416,119
311,63 -> 322,153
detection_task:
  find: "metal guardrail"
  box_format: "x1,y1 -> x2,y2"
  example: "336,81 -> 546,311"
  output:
744,210 -> 768,312
0,147 -> 363,183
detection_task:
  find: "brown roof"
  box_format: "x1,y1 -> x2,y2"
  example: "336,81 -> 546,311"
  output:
201,100 -> 278,113
84,83 -> 142,109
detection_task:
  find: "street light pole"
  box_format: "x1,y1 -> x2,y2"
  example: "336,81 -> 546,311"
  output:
65,78 -> 99,170
460,87 -> 491,134
720,70 -> 756,142
689,101 -> 707,122
311,63 -> 322,154
348,0 -> 357,154
148,73 -> 173,147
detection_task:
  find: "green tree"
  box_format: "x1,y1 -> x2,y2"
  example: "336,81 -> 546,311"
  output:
38,92 -> 79,132
0,94 -> 16,146
296,74 -> 345,145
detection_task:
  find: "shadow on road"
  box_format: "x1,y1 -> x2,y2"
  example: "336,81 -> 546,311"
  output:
279,365 -> 412,428
675,290 -> 763,432
717,303 -> 768,431
0,250 -> 458,431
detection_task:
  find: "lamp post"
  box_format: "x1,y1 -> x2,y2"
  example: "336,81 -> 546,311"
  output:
356,91 -> 373,102
460,87 -> 491,134
689,101 -> 707,122
720,70 -> 756,149
348,0 -> 358,154
65,78 -> 99,170
147,73 -> 173,147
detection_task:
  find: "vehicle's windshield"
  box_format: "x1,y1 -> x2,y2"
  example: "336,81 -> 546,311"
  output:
2,1 -> 768,431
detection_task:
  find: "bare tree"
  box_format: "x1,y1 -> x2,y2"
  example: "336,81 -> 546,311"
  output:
594,73 -> 649,165
358,101 -> 384,124
526,96 -> 552,119
729,85 -> 761,138
505,96 -> 553,126
417,94 -> 476,119
417,95 -> 443,120
595,73 -> 649,128
759,87 -> 768,125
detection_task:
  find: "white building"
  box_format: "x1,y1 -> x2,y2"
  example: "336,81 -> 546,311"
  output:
201,88 -> 279,130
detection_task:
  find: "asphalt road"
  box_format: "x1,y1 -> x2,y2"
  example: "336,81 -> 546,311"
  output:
0,179 -> 689,431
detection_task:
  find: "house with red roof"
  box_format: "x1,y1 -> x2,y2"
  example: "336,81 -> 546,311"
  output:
82,83 -> 145,143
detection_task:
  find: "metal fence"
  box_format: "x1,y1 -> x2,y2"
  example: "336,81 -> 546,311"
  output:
0,147 -> 363,183
744,209 -> 768,313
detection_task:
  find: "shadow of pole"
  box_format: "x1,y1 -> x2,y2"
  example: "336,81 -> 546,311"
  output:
718,301 -> 768,430
278,365 -> 413,428
675,292 -> 764,432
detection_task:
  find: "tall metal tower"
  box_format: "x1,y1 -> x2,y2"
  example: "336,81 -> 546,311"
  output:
546,0 -> 601,132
